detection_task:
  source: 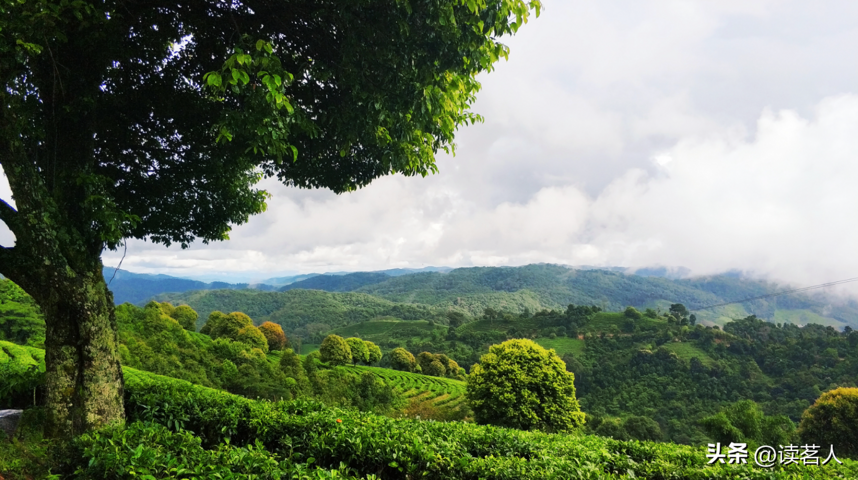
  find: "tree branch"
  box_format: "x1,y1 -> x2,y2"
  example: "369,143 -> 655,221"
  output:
0,198 -> 20,235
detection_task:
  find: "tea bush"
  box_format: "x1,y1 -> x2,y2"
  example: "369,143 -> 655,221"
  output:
4,342 -> 858,479
119,367 -> 858,479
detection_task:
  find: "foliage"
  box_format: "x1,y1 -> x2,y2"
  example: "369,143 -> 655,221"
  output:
345,337 -> 370,365
320,335 -> 352,367
389,347 -> 417,372
116,303 -> 288,399
111,368 -> 858,478
467,339 -> 585,432
799,387 -> 858,459
258,321 -> 287,351
0,279 -> 45,348
365,341 -> 383,365
173,305 -> 200,331
700,400 -> 797,449
5,349 -> 858,479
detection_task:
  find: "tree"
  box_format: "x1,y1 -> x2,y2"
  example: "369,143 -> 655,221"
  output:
279,348 -> 309,394
466,339 -> 585,432
210,312 -> 253,341
389,347 -> 417,372
365,341 -> 382,365
320,335 -> 351,367
346,337 -> 370,365
172,305 -> 199,331
700,400 -> 796,449
0,0 -> 540,436
799,387 -> 858,458
258,321 -> 287,351
200,311 -> 226,336
623,416 -> 663,441
235,325 -> 269,353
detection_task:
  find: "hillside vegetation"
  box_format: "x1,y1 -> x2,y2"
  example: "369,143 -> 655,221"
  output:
158,265 -> 858,330
3,345 -> 856,479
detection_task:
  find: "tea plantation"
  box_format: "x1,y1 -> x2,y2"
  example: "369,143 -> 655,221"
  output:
3,340 -> 858,479
342,364 -> 468,411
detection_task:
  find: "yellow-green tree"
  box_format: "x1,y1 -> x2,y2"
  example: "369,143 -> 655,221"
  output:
320,334 -> 351,367
172,305 -> 199,331
346,337 -> 370,365
259,321 -> 287,351
466,339 -> 585,432
390,347 -> 417,372
799,387 -> 858,458
365,341 -> 382,365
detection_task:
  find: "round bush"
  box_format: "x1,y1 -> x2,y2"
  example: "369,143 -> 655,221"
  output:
320,334 -> 352,366
799,387 -> 858,458
172,305 -> 199,331
259,321 -> 287,351
466,338 -> 585,432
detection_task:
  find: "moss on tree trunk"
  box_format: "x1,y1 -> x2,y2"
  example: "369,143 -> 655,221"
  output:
40,265 -> 125,437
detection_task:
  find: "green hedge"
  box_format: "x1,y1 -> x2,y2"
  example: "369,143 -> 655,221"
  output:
4,341 -> 858,479
120,368 -> 858,479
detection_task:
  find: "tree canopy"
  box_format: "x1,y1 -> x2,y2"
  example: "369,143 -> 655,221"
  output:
0,0 -> 541,436
466,338 -> 584,432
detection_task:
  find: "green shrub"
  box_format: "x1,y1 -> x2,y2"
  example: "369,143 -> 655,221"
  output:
173,305 -> 199,331
258,321 -> 287,351
390,347 -> 417,372
346,337 -> 370,365
320,334 -> 352,366
466,339 -> 585,432
800,387 -> 858,459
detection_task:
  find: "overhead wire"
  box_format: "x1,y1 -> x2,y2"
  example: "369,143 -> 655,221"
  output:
692,276 -> 858,311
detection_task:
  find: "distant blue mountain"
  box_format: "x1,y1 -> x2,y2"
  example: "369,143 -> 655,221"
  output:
103,268 -> 278,305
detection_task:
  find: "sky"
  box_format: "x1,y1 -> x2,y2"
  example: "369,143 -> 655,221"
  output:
3,0 -> 858,286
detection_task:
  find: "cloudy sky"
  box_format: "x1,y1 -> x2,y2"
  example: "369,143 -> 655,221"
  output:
5,0 -> 858,286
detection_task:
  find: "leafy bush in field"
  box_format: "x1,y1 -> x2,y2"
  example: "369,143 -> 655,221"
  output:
0,341 -> 45,409
4,350 -> 858,479
799,387 -> 858,458
467,339 -> 585,432
700,400 -> 796,450
62,422 -> 370,479
173,305 -> 199,331
321,334 -> 352,366
346,337 -> 370,365
365,340 -> 382,364
389,347 -> 417,372
115,368 -> 858,479
259,321 -> 287,351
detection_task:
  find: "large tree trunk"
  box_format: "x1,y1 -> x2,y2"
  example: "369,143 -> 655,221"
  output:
40,263 -> 125,437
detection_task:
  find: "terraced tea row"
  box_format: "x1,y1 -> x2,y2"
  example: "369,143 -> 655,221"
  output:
342,364 -> 467,408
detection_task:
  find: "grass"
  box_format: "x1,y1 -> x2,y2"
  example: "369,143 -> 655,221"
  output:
662,341 -> 716,367
340,363 -> 467,410
533,337 -> 586,356
327,318 -> 445,343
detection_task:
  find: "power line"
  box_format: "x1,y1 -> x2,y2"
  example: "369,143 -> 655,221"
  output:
692,276 -> 858,311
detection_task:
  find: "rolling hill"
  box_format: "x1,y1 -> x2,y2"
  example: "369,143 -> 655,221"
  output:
158,264 -> 858,331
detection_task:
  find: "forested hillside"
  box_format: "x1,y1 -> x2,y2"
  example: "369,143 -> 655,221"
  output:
154,265 -> 858,330
103,268 -> 278,304
154,288 -> 451,336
